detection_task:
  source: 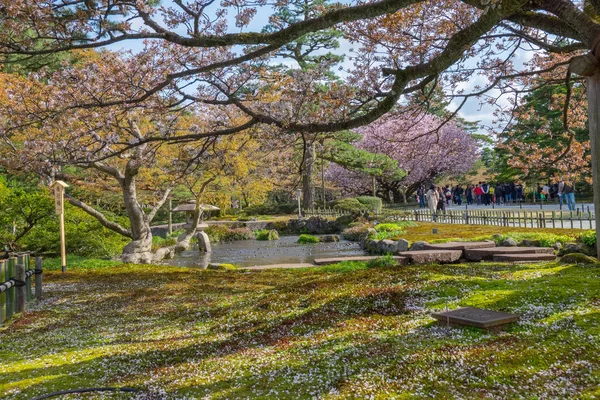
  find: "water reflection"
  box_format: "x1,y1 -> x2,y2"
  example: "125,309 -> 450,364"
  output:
166,235 -> 366,268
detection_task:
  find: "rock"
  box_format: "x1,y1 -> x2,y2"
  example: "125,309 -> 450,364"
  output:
520,239 -> 540,247
559,253 -> 598,265
360,228 -> 378,247
378,239 -> 397,254
396,239 -> 410,253
409,241 -> 429,251
365,239 -> 380,253
321,235 -> 340,243
553,242 -> 562,251
492,234 -> 503,240
335,214 -> 356,227
559,242 -> 584,256
398,250 -> 462,264
197,231 -> 211,253
502,238 -> 518,247
287,217 -> 342,234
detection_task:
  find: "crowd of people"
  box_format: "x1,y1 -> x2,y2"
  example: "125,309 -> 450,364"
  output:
415,178 -> 577,215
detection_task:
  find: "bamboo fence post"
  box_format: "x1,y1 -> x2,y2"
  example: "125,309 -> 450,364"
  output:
552,211 -> 556,228
35,257 -> 43,300
15,257 -> 26,314
0,260 -> 5,323
570,211 -> 574,229
25,253 -> 33,301
6,258 -> 15,319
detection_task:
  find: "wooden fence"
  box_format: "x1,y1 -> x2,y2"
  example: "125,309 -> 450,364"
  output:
0,253 -> 43,325
302,207 -> 596,230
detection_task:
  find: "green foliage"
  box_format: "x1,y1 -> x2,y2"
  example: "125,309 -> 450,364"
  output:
373,221 -> 417,240
207,263 -> 239,270
20,204 -> 129,257
366,255 -> 398,268
356,196 -> 383,213
254,229 -> 280,240
580,230 -> 596,247
243,203 -> 297,216
0,176 -> 54,246
330,198 -> 368,214
204,225 -> 254,242
298,234 -> 319,244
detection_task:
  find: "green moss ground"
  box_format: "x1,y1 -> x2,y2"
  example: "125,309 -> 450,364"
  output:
1,259 -> 599,399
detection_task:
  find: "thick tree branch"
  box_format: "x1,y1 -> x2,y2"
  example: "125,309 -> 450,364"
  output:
65,193 -> 132,238
147,187 -> 173,223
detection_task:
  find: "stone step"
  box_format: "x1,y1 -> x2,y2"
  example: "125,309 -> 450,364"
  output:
492,253 -> 557,262
422,241 -> 496,251
431,307 -> 519,330
465,246 -> 554,262
313,256 -> 409,266
242,263 -> 316,270
397,249 -> 462,264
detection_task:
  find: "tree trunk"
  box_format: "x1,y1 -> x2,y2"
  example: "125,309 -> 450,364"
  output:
302,141 -> 315,209
120,177 -> 154,264
400,189 -> 408,205
587,71 -> 600,257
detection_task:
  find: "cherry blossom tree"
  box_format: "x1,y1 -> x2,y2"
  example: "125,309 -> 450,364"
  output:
328,110 -> 479,202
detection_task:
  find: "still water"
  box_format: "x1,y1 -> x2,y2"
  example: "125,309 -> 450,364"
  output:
166,235 -> 365,268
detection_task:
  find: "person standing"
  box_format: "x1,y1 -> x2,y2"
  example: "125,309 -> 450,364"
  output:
417,185 -> 426,208
474,183 -> 483,205
557,178 -> 565,207
563,180 -> 576,211
466,184 -> 473,205
425,185 -> 439,221
455,184 -> 464,206
481,182 -> 490,205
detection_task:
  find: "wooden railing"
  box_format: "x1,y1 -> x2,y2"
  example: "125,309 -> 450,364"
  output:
0,253 -> 43,325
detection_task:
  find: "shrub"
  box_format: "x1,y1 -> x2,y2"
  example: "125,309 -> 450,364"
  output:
243,202 -> 297,216
298,234 -> 319,244
208,263 -> 239,270
205,225 -> 254,241
560,253 -> 598,265
330,198 -> 368,214
341,224 -> 370,241
366,255 -> 398,268
580,230 -> 596,247
255,229 -> 279,240
356,196 -> 383,213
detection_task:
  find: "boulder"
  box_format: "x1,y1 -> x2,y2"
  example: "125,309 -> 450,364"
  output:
378,239 -> 397,254
520,239 -> 540,247
360,228 -> 378,247
559,253 -> 598,265
502,238 -> 518,247
409,241 -> 429,251
559,242 -> 584,256
396,239 -> 410,253
335,214 -> 356,228
287,217 -> 342,234
553,242 -> 563,251
321,235 -> 340,243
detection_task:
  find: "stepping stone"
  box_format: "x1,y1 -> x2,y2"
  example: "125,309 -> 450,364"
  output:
492,253 -> 557,262
465,246 -> 554,261
313,256 -> 409,266
397,250 -> 462,264
422,241 -> 496,251
242,263 -> 315,270
431,307 -> 519,330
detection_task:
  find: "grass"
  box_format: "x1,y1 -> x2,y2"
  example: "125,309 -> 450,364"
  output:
1,259 -> 599,399
393,222 -> 585,244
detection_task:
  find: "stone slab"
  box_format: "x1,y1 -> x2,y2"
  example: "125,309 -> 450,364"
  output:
465,246 -> 554,261
422,241 -> 496,251
492,253 -> 557,262
431,307 -> 519,329
313,256 -> 409,265
397,250 -> 462,264
242,263 -> 315,270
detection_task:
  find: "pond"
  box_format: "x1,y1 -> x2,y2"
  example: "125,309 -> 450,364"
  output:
166,235 -> 366,268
